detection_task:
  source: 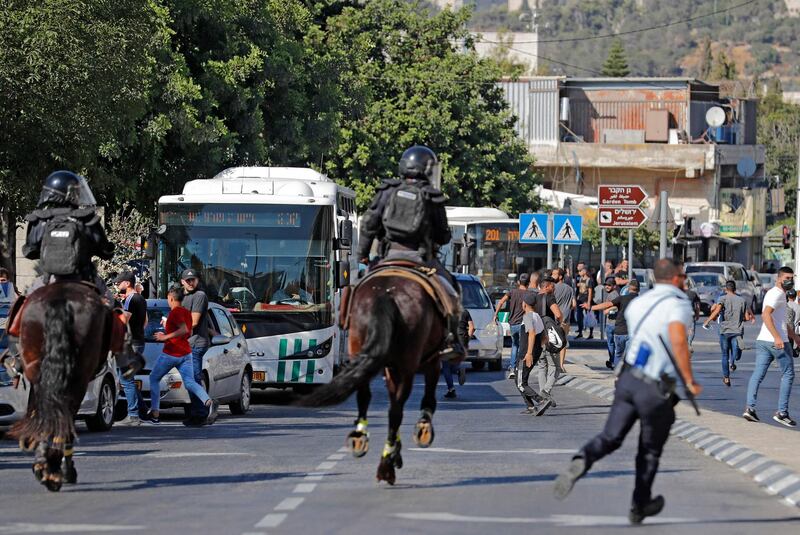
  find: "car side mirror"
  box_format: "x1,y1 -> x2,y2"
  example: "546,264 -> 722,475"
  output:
211,334 -> 232,346
337,220 -> 353,250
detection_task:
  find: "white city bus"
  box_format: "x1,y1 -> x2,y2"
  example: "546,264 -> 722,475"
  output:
156,167 -> 357,390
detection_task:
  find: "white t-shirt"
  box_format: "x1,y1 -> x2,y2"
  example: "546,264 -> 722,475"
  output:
523,311 -> 544,335
757,287 -> 788,343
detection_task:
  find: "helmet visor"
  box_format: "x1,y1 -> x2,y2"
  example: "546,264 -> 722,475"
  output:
76,176 -> 97,207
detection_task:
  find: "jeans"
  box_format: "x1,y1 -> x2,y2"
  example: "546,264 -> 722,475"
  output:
605,324 -> 616,360
515,344 -> 543,408
509,324 -> 522,371
538,350 -> 558,394
747,341 -> 795,414
442,360 -> 459,390
119,341 -> 146,417
612,335 -> 629,367
719,333 -> 741,378
149,352 -> 210,413
188,345 -> 210,418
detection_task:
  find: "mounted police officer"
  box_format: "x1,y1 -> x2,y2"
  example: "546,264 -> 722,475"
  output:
553,258 -> 703,524
357,145 -> 464,357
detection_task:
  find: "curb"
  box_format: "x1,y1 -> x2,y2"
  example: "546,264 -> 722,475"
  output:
555,374 -> 800,509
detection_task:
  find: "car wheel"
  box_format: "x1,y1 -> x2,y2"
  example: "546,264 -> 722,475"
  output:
471,361 -> 486,371
85,377 -> 115,432
488,359 -> 503,372
229,373 -> 252,415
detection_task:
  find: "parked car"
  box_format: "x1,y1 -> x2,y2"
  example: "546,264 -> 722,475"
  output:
1,352 -> 122,432
756,272 -> 775,305
685,262 -> 758,312
136,300 -> 252,416
631,268 -> 655,293
456,274 -> 504,371
688,272 -> 727,315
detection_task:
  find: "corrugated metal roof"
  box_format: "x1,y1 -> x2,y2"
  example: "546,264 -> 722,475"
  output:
498,78 -> 560,145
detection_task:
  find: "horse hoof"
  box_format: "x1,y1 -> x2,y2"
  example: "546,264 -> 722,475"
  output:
394,453 -> 403,470
33,463 -> 45,482
63,466 -> 77,485
413,420 -> 435,448
347,431 -> 369,458
43,474 -> 63,492
376,461 -> 396,485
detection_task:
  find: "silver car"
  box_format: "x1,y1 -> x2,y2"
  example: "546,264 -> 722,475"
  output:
685,262 -> 758,312
135,300 -> 252,415
688,272 -> 726,315
456,274 -> 504,371
1,354 -> 121,432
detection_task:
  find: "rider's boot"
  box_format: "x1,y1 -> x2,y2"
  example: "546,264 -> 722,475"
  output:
1,341 -> 23,379
438,314 -> 466,361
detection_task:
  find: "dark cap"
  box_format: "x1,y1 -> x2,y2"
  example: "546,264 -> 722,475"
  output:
523,292 -> 538,306
518,273 -> 530,285
628,279 -> 640,290
114,271 -> 135,285
604,276 -> 617,286
180,268 -> 200,281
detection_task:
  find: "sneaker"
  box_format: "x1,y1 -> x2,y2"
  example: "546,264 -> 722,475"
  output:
605,360 -> 614,370
553,457 -> 586,500
742,407 -> 760,422
730,363 -> 737,372
458,367 -> 467,386
117,415 -> 141,427
143,412 -> 160,425
443,388 -> 457,399
722,377 -> 731,387
586,334 -> 594,340
182,416 -> 207,428
507,370 -> 516,380
773,412 -> 797,427
629,495 -> 665,525
206,400 -> 219,424
534,399 -> 553,416
574,333 -> 583,340
542,390 -> 557,408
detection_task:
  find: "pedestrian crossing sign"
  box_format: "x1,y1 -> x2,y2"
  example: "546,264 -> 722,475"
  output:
553,214 -> 582,245
519,213 -> 548,243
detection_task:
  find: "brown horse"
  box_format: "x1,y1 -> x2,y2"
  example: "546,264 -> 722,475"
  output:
298,272 -> 453,485
10,282 -> 112,491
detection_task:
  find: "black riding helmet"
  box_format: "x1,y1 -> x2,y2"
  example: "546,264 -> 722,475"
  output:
37,170 -> 82,207
398,145 -> 442,187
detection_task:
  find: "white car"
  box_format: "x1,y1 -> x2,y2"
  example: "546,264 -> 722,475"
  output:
1,352 -> 121,433
632,268 -> 655,293
456,274 -> 504,371
135,300 -> 252,415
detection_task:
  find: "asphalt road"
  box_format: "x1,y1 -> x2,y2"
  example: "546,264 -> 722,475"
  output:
1,346 -> 799,534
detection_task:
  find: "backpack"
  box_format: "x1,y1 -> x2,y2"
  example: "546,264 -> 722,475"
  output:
542,316 -> 566,353
40,214 -> 88,276
382,182 -> 429,243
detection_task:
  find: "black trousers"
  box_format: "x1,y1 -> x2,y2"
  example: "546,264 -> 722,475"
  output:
515,339 -> 543,408
578,370 -> 675,506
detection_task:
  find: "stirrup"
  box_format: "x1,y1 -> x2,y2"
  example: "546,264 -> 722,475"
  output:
1,352 -> 23,378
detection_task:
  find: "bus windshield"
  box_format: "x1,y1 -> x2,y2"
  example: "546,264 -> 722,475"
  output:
157,203 -> 334,335
466,222 -> 541,291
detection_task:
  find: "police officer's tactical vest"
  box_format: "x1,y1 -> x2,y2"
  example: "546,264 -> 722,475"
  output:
382,182 -> 430,244
41,213 -> 90,276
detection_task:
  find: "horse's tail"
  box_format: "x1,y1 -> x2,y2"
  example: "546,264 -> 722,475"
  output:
10,298 -> 77,445
296,293 -> 399,407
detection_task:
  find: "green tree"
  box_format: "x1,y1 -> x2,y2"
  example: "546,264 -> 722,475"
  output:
601,39 -> 630,77
710,50 -> 737,81
96,202 -> 155,280
583,217 -> 660,265
758,83 -> 800,217
317,0 -> 541,213
698,37 -> 713,79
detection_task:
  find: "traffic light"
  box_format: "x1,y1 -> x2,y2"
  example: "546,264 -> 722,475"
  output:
782,225 -> 791,249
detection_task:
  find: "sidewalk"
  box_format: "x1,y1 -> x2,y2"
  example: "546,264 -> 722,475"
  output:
561,349 -> 800,508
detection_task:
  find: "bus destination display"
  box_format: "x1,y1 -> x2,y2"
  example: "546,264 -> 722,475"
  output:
161,207 -> 301,228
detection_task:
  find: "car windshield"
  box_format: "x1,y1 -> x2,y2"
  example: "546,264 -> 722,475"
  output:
461,280 -> 492,309
686,265 -> 724,274
690,274 -> 722,287
759,274 -> 773,284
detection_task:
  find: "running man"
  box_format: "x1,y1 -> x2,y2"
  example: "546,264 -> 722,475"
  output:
703,280 -> 754,387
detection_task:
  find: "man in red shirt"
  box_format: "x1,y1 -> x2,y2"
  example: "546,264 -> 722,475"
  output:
144,287 -> 218,424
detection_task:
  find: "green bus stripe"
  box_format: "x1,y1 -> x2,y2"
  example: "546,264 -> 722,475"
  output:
308,339 -> 317,349
291,361 -> 301,382
277,361 -> 286,382
279,339 -> 288,359
305,360 -> 315,383
293,338 -> 302,355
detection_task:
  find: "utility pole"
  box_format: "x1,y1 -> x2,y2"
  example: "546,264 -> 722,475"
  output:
659,190 -> 669,259
546,213 -> 553,269
628,229 -> 634,280
795,140 -> 800,277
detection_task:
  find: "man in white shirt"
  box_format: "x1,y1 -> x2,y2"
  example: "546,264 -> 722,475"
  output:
554,259 -> 702,525
744,266 -> 799,427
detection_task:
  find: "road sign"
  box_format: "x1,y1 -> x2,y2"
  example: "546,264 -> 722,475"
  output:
598,207 -> 648,228
519,213 -> 548,243
552,214 -> 582,244
598,185 -> 648,207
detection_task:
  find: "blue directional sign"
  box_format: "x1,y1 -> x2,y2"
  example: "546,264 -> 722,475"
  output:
553,214 -> 583,245
519,213 -> 548,244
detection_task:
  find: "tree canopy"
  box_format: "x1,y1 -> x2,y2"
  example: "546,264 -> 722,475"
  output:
601,40 -> 630,78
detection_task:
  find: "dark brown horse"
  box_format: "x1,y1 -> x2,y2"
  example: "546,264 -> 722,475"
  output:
10,282 -> 112,491
298,272 -> 454,485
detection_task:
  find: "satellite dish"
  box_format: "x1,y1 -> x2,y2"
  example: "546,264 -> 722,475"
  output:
705,106 -> 726,128
737,157 -> 756,178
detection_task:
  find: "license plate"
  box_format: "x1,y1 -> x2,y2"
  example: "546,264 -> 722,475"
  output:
134,380 -> 142,391
252,371 -> 266,382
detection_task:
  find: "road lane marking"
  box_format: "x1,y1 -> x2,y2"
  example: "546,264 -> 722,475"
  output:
73,452 -> 251,459
408,447 -> 574,454
316,461 -> 337,470
304,473 -> 325,481
293,483 -> 317,493
254,514 -> 287,528
327,453 -> 346,460
392,512 -> 697,526
0,524 -> 143,533
274,497 -> 305,511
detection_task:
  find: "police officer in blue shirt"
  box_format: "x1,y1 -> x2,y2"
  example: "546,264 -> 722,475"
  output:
553,258 -> 703,524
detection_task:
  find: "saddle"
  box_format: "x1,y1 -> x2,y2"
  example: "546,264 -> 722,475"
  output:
339,259 -> 461,330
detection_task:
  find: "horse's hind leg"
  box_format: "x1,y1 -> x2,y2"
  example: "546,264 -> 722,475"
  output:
347,384 -> 371,458
32,441 -> 46,482
62,434 -> 77,484
377,369 -> 412,485
41,437 -> 64,492
414,361 -> 440,448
